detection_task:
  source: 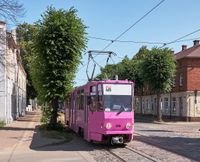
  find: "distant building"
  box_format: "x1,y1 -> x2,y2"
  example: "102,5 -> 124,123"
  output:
135,40 -> 200,121
0,21 -> 26,123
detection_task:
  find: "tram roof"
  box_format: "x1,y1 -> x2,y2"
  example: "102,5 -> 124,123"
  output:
73,79 -> 133,92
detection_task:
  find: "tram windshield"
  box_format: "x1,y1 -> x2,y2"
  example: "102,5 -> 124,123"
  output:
104,95 -> 132,112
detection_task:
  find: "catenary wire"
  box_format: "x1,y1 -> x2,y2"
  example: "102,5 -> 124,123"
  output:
102,0 -> 166,51
160,28 -> 200,47
78,0 -> 166,72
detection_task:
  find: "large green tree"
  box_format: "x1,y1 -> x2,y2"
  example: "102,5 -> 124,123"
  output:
31,7 -> 87,125
97,47 -> 148,93
17,23 -> 38,102
140,47 -> 176,121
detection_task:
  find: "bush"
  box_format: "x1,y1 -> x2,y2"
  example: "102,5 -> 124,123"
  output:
40,104 -> 66,131
0,120 -> 5,128
40,105 -> 52,124
39,122 -> 65,131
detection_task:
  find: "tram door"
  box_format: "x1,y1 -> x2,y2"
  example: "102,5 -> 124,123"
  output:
84,92 -> 88,124
72,93 -> 76,128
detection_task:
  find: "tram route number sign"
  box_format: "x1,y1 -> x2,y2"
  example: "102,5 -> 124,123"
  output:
106,86 -> 112,92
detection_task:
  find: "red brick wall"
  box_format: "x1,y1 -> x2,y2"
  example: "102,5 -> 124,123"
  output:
187,67 -> 200,91
172,58 -> 188,92
170,58 -> 200,92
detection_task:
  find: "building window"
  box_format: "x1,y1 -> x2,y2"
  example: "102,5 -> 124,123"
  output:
146,99 -> 151,112
179,73 -> 183,86
172,77 -> 176,87
164,97 -> 169,109
179,97 -> 183,111
172,97 -> 176,112
154,98 -> 157,112
135,97 -> 139,111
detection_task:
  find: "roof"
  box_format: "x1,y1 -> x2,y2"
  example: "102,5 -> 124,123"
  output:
175,44 -> 200,60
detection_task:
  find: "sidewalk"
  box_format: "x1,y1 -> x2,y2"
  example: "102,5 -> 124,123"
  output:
0,109 -> 96,162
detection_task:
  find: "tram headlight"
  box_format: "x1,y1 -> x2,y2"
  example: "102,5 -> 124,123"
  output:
126,122 -> 132,129
105,122 -> 112,129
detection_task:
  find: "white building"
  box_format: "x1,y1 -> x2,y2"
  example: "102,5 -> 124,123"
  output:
0,21 -> 26,124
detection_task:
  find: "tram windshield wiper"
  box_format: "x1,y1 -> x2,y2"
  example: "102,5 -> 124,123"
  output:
116,105 -> 125,115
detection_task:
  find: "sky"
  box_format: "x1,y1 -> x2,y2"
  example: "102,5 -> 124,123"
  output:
8,0 -> 200,86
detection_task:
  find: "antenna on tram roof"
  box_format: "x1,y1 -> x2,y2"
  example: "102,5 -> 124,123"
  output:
86,50 -> 116,81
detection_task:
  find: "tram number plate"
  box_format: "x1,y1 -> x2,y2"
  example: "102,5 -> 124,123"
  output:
116,124 -> 121,127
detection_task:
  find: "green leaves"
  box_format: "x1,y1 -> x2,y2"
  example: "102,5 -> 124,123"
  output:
140,47 -> 176,93
30,7 -> 87,103
16,23 -> 38,99
98,46 -> 176,96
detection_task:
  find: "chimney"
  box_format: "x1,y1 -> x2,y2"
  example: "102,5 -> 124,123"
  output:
182,45 -> 187,51
193,40 -> 199,46
11,28 -> 17,43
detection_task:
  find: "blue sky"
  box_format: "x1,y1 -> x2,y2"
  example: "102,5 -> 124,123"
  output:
11,0 -> 200,86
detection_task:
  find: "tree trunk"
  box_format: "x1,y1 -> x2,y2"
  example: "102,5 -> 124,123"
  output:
50,98 -> 58,126
156,93 -> 162,121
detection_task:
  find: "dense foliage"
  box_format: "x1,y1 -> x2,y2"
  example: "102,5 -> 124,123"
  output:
140,47 -> 176,93
17,23 -> 38,101
98,46 -> 176,121
140,47 -> 176,121
98,46 -> 149,93
31,7 -> 87,125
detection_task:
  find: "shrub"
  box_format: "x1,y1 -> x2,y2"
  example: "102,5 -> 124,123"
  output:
40,105 -> 52,124
0,120 -> 5,128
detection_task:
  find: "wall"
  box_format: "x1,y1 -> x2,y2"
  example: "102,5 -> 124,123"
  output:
135,91 -> 200,121
0,21 -> 7,122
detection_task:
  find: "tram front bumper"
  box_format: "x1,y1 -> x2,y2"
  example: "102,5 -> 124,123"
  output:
111,136 -> 123,144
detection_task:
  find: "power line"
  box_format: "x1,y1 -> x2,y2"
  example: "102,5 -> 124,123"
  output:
79,30 -> 200,73
176,36 -> 200,43
102,0 -> 166,51
89,35 -> 200,45
78,0 -> 166,72
88,36 -> 164,45
161,28 -> 200,47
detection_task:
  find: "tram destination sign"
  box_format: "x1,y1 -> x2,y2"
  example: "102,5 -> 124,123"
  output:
103,84 -> 132,95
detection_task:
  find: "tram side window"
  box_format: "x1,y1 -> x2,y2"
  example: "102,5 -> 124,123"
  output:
76,91 -> 80,110
88,86 -> 96,111
97,84 -> 103,111
79,90 -> 84,110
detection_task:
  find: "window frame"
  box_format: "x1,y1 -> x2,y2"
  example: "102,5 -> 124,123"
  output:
172,97 -> 176,112
179,73 -> 183,86
89,85 -> 97,112
97,84 -> 103,112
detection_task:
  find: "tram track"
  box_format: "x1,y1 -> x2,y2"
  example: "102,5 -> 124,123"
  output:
103,132 -> 161,162
90,132 -> 161,162
106,145 -> 159,162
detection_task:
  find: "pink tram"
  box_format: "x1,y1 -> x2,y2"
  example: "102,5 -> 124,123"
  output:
65,79 -> 134,145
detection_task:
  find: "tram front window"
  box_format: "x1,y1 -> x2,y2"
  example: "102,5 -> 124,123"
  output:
104,95 -> 132,112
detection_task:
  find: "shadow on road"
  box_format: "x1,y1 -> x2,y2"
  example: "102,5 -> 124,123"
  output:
0,127 -> 35,131
29,125 -> 94,152
135,135 -> 200,161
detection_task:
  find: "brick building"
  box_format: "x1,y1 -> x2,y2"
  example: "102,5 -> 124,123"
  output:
135,40 -> 200,121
